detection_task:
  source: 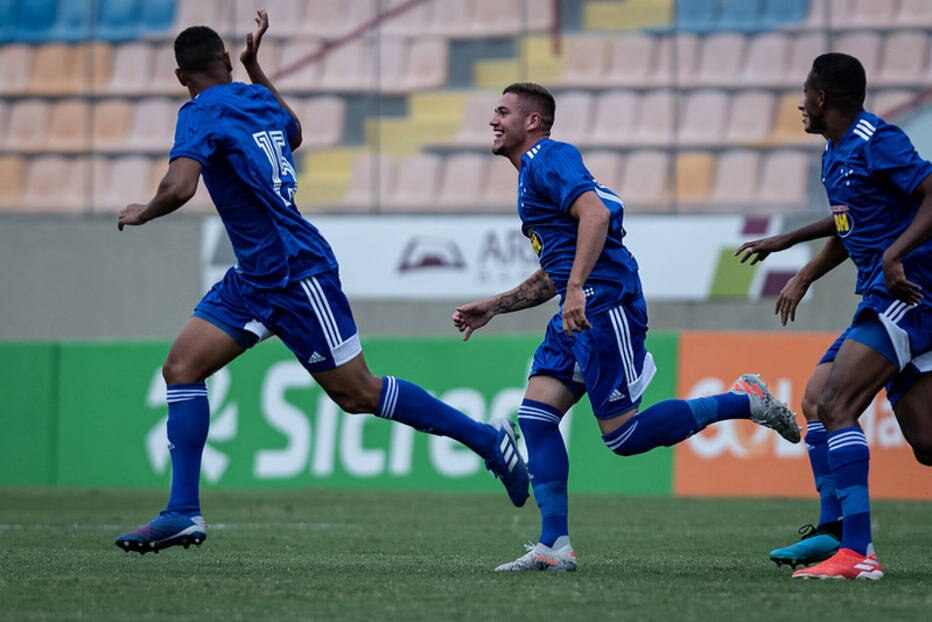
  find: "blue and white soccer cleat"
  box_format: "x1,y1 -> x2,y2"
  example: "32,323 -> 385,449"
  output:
485,418 -> 530,507
115,512 -> 208,554
770,522 -> 841,569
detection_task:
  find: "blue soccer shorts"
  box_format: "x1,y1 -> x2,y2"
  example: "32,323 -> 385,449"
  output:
818,293 -> 931,407
530,294 -> 657,419
194,267 -> 362,372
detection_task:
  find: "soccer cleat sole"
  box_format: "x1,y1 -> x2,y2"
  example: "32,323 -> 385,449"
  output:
115,533 -> 207,555
770,550 -> 835,570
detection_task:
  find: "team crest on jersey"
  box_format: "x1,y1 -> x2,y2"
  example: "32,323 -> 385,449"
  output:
529,230 -> 543,256
831,204 -> 853,237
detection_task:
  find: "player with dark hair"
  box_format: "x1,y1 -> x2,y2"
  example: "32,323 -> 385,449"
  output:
453,82 -> 801,572
737,52 -> 932,580
113,11 -> 529,554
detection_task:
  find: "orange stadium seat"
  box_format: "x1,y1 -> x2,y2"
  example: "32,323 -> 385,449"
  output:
876,31 -> 928,86
553,35 -> 611,88
741,32 -> 791,87
46,99 -> 91,152
478,157 -> 518,211
675,151 -> 714,205
687,33 -> 746,87
588,90 -> 640,147
6,99 -> 51,152
0,44 -> 32,95
22,156 -> 91,212
548,91 -> 594,145
605,32 -> 660,88
618,150 -> 671,211
581,150 -> 624,194
92,99 -> 135,152
125,98 -> 180,152
27,44 -> 87,95
632,90 -> 674,147
677,89 -> 730,147
383,152 -> 443,211
768,92 -> 822,146
297,96 -> 346,148
342,152 -> 395,212
723,90 -> 777,146
832,31 -> 882,82
92,156 -> 160,212
103,42 -> 154,95
757,150 -> 811,210
437,152 -> 486,209
709,149 -> 760,208
0,155 -> 27,209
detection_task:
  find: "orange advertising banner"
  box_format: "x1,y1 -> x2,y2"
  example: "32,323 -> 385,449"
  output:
674,332 -> 932,500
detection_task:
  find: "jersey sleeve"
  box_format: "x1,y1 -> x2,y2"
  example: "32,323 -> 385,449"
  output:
865,124 -> 932,196
533,143 -> 597,212
169,101 -> 219,165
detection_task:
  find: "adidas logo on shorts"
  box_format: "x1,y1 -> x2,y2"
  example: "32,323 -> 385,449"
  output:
307,352 -> 326,364
608,389 -> 625,402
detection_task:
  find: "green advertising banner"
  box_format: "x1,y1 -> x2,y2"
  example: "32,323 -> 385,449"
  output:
4,333 -> 678,496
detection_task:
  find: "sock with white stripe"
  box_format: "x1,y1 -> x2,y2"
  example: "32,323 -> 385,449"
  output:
165,383 -> 209,516
518,399 -> 568,547
602,394 -> 749,456
805,421 -> 842,526
376,376 -> 494,457
827,425 -> 872,556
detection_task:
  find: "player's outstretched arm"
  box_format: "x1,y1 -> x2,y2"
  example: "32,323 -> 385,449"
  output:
882,174 -> 932,305
735,216 -> 836,264
775,236 -> 849,325
240,10 -> 303,150
452,269 -> 556,341
118,157 -> 202,230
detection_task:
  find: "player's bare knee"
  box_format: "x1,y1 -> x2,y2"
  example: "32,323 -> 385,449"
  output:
328,381 -> 381,414
800,393 -> 820,423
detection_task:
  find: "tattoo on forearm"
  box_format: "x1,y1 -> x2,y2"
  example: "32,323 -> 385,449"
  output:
493,271 -> 556,313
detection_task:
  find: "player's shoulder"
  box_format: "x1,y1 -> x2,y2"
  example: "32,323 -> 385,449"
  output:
851,111 -> 909,145
527,138 -> 583,169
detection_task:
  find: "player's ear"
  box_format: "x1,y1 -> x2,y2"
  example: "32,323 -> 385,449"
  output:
175,67 -> 187,87
526,111 -> 542,132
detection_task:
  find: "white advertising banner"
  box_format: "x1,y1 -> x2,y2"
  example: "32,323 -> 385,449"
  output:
201,214 -> 808,301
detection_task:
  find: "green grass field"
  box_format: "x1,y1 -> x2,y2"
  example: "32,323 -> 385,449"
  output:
1,488 -> 930,621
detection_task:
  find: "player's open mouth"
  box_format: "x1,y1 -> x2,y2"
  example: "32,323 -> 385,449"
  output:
493,129 -> 504,138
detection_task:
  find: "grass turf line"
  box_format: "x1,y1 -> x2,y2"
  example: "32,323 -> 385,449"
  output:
1,488 -> 930,621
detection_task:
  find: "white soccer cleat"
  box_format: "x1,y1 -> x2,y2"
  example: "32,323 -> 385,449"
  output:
731,373 -> 801,443
494,540 -> 577,572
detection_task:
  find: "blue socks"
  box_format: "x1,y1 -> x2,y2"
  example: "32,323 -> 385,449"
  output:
828,425 -> 872,555
376,376 -> 494,458
602,393 -> 750,456
805,421 -> 842,526
165,383 -> 209,516
518,399 -> 569,547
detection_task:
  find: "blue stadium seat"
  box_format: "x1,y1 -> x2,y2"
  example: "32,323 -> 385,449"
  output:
0,0 -> 15,41
718,0 -> 765,32
675,0 -> 720,33
95,0 -> 142,42
140,0 -> 175,35
761,0 -> 810,27
16,0 -> 58,42
49,0 -> 94,42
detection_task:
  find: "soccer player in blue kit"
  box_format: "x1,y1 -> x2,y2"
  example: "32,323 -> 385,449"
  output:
452,83 -> 801,572
737,53 -> 932,580
113,11 -> 529,554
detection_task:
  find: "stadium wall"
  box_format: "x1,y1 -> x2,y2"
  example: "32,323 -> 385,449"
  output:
3,332 -> 928,500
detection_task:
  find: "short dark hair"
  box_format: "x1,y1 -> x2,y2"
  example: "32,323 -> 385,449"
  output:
174,25 -> 226,73
503,82 -> 555,132
810,53 -> 866,112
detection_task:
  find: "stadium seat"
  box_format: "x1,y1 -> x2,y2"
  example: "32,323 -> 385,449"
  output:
618,150 -> 671,210
0,0 -> 15,42
757,150 -> 810,209
871,89 -> 917,118
768,92 -> 822,146
397,37 -> 449,92
832,31 -> 882,82
447,91 -> 498,147
760,0 -> 810,27
234,0 -> 305,36
342,152 -> 395,212
632,90 -> 674,146
301,0 -> 354,37
686,32 -> 747,87
92,155 -> 159,212
526,0 -> 557,32
46,99 -> 91,152
383,153 -> 443,211
22,155 -> 91,212
92,99 -> 135,151
27,43 -> 87,94
677,89 -> 730,147
380,0 -> 434,36
140,0 -> 176,36
437,152 -> 486,209
605,32 -> 659,87
675,151 -> 714,204
426,0 -> 472,36
15,0 -> 57,43
5,99 -> 51,152
673,33 -> 699,85
297,96 -> 346,148
0,154 -> 26,209
553,35 -> 612,88
478,157 -> 518,210
374,36 -> 409,91
741,32 -> 791,87
651,35 -> 673,86
673,0 -> 720,33
717,0 -> 765,32
830,0 -> 899,29
319,39 -> 376,92
723,90 -> 776,145
709,149 -> 760,208
582,150 -> 624,193
172,0 -> 234,36
277,39 -> 325,93
799,0 -> 829,29
786,32 -> 828,87
232,39 -> 283,86
472,0 -> 525,36
103,42 -> 154,95
896,0 -> 932,27
876,31 -> 928,87
125,98 -> 179,152
148,42 -> 186,94
96,0 -> 141,42
0,99 -> 8,146
588,90 -> 640,147
48,0 -> 94,42
548,91 -> 594,145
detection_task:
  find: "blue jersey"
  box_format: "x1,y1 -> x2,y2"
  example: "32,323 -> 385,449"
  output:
517,138 -> 641,312
170,82 -> 337,288
821,111 -> 932,301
